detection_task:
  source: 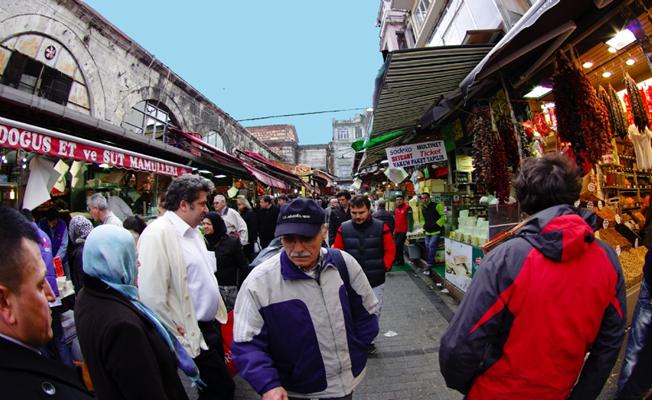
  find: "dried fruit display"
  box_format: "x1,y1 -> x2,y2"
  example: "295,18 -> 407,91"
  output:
597,228 -> 631,249
593,206 -> 617,222
496,115 -> 520,171
471,113 -> 511,203
626,73 -> 649,132
552,53 -> 613,167
619,246 -> 646,288
608,85 -> 628,138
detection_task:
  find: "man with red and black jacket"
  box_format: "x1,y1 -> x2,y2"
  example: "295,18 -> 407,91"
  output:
334,195 -> 395,354
440,154 -> 626,399
393,194 -> 412,266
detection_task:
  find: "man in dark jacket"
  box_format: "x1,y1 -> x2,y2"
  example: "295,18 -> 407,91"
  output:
328,190 -> 352,246
0,206 -> 93,399
421,192 -> 445,271
439,154 -> 626,399
257,195 -> 280,250
333,195 -> 395,354
372,199 -> 395,233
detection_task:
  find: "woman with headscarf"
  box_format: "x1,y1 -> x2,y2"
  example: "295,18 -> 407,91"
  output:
75,225 -> 198,400
68,215 -> 93,292
236,196 -> 258,261
202,212 -> 249,311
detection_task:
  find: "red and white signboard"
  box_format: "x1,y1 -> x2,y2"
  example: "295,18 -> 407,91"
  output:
0,122 -> 189,177
385,140 -> 448,169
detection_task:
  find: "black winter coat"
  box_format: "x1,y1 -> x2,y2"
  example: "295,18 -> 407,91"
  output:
257,206 -> 280,246
372,209 -> 395,233
75,276 -> 189,400
328,206 -> 351,245
208,236 -> 250,287
0,336 -> 94,400
240,208 -> 258,249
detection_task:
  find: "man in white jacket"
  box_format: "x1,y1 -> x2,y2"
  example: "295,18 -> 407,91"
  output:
138,175 -> 234,400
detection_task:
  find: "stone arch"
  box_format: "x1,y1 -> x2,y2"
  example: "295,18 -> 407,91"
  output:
116,86 -> 189,131
0,14 -> 106,118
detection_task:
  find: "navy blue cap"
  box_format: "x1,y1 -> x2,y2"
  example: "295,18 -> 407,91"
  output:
274,198 -> 325,238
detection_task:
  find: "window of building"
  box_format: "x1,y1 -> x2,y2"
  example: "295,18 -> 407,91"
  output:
122,100 -> 178,143
203,130 -> 226,151
337,128 -> 349,140
355,126 -> 363,138
415,0 -> 431,29
1,51 -> 73,105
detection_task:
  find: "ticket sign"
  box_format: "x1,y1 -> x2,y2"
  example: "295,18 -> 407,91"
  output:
385,140 -> 448,169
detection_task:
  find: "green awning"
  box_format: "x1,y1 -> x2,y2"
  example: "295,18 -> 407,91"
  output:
351,129 -> 405,152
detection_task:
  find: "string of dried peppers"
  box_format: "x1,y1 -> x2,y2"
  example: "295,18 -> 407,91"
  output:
471,113 -> 511,202
552,53 -> 612,167
625,73 -> 649,131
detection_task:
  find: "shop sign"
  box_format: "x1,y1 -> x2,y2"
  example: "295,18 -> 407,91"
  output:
0,123 -> 189,176
385,140 -> 447,169
444,238 -> 484,293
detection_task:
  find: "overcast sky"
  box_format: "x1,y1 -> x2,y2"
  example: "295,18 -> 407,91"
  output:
84,0 -> 383,145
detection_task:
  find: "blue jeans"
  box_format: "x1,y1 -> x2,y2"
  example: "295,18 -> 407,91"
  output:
617,277 -> 652,398
424,234 -> 440,266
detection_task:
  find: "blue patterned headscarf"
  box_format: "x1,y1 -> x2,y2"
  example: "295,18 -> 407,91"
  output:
82,225 -> 204,387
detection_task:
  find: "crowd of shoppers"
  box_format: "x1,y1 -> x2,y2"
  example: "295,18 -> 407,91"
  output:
2,153 -> 651,399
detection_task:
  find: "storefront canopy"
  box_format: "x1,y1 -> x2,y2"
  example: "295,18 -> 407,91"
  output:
237,150 -> 305,188
459,0 -> 618,95
0,117 -> 190,176
371,44 -> 493,137
241,161 -> 288,190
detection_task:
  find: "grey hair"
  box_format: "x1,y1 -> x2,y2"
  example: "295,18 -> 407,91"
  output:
376,199 -> 386,209
87,193 -> 109,210
214,194 -> 226,203
237,196 -> 252,209
165,174 -> 215,211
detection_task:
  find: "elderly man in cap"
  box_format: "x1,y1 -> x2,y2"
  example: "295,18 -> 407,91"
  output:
233,198 -> 379,400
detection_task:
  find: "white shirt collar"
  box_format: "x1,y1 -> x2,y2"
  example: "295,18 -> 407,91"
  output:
165,210 -> 195,237
0,332 -> 42,354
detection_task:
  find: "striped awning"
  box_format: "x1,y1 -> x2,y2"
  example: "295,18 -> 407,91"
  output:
371,44 -> 493,137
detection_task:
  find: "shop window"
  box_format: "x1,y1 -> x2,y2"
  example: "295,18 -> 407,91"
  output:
1,51 -> 73,105
355,126 -> 363,138
122,100 -> 179,143
337,128 -> 349,140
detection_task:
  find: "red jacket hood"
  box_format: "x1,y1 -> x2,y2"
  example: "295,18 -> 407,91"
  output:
517,205 -> 597,262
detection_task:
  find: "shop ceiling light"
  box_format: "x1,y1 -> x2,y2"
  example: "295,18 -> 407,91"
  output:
214,174 -> 227,178
608,47 -> 618,54
523,85 -> 552,99
602,71 -> 613,78
98,163 -> 110,168
582,61 -> 593,69
380,159 -> 388,164
606,29 -> 636,50
626,58 -> 636,66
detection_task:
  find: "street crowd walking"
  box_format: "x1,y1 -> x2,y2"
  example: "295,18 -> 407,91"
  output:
1,155 -> 651,399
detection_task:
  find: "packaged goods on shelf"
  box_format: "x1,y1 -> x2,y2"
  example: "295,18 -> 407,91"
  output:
597,228 -> 631,249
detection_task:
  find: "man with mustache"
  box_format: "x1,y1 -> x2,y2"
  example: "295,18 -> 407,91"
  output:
138,174 -> 234,400
233,198 -> 379,400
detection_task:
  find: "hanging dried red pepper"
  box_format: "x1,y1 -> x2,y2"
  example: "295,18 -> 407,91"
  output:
626,73 -> 649,131
471,112 -> 510,203
552,52 -> 612,168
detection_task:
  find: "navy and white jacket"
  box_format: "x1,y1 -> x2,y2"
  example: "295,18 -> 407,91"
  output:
233,248 -> 379,398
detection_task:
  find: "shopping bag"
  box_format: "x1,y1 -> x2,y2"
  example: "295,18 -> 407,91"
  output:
221,310 -> 237,377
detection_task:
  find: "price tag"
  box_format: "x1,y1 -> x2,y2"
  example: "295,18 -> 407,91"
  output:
615,245 -> 621,256
603,219 -> 609,229
574,200 -> 581,208
616,214 -> 622,224
598,201 -> 604,210
587,201 -> 594,209
588,183 -> 596,192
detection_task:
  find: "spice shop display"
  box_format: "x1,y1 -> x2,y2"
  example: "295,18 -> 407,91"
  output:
470,112 -> 510,202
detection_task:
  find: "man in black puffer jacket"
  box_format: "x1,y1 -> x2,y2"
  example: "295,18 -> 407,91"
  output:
334,195 -> 395,354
